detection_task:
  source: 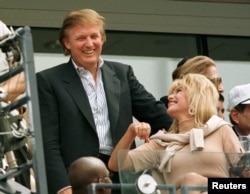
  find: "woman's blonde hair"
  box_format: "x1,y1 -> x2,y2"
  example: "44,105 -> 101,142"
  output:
168,73 -> 218,133
172,56 -> 216,80
59,9 -> 106,55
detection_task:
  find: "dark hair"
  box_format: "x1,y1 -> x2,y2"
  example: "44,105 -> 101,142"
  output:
160,96 -> 168,108
235,103 -> 247,112
177,57 -> 189,67
218,93 -> 224,102
172,57 -> 189,80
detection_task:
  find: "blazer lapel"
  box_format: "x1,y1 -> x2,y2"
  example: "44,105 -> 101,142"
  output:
101,64 -> 120,133
62,62 -> 96,130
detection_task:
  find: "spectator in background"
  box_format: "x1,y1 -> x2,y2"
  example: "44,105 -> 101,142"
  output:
0,20 -> 25,102
171,56 -> 224,94
160,55 -> 225,119
68,157 -> 112,194
228,83 -> 250,136
36,9 -> 172,194
109,74 -> 243,194
0,20 -> 31,189
218,93 -> 225,119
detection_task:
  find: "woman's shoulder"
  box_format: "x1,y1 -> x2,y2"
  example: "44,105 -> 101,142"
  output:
216,121 -> 237,138
206,115 -> 231,131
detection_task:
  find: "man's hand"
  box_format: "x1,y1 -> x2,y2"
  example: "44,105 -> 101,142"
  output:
58,187 -> 72,194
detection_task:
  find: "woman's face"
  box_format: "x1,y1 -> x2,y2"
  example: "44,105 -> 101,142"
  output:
206,66 -> 224,93
167,87 -> 191,121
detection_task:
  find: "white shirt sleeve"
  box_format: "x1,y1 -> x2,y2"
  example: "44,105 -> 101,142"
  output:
0,20 -> 11,75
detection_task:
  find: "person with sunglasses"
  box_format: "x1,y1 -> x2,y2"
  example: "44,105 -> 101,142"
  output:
172,55 -> 224,93
161,55 -> 225,119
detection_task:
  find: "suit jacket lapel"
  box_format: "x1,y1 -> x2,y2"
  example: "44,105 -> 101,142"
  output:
61,61 -> 96,130
102,63 -> 120,134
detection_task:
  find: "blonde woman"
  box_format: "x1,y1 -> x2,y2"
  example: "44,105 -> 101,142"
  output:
109,74 -> 244,194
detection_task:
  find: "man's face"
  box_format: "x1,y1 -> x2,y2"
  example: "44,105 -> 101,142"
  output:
63,24 -> 104,69
231,104 -> 250,135
217,100 -> 225,119
238,105 -> 250,134
206,66 -> 224,93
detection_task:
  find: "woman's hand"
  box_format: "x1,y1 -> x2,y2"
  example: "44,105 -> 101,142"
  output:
108,122 -> 151,171
129,122 -> 151,142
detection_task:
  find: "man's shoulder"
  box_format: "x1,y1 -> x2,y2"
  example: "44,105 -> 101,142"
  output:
37,62 -> 70,75
104,59 -> 129,66
103,60 -> 131,71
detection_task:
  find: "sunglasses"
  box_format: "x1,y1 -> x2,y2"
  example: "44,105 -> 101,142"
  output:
209,77 -> 222,87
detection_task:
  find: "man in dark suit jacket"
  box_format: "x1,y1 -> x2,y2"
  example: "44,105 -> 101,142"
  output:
36,9 -> 172,194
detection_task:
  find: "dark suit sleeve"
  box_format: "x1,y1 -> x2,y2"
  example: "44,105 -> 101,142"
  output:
36,72 -> 70,194
127,65 -> 173,134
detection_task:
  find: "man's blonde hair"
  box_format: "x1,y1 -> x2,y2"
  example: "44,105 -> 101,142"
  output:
59,9 -> 106,55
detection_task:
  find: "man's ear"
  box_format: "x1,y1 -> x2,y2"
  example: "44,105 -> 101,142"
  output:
230,109 -> 240,124
63,37 -> 70,50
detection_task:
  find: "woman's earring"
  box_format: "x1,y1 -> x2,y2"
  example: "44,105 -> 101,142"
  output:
188,107 -> 195,115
